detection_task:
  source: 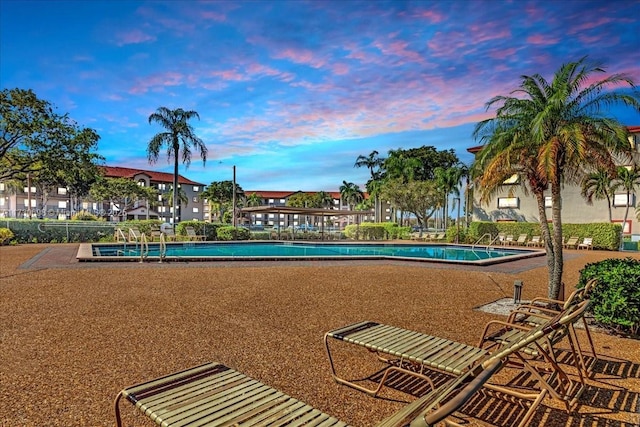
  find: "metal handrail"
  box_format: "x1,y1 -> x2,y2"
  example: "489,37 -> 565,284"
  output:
159,233 -> 167,262
471,233 -> 495,252
139,233 -> 149,263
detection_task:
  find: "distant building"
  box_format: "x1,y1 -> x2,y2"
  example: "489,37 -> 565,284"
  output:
467,126 -> 640,237
0,165 -> 206,222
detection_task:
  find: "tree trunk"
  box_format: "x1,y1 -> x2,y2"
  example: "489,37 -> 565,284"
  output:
534,192 -> 555,297
549,183 -> 564,300
172,142 -> 179,230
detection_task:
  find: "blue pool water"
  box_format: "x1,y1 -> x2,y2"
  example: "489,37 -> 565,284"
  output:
85,242 -> 542,264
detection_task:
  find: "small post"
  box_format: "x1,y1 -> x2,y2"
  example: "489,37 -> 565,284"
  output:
513,280 -> 523,304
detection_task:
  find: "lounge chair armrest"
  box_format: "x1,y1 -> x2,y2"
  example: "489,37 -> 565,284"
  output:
478,319 -> 532,347
507,307 -> 555,323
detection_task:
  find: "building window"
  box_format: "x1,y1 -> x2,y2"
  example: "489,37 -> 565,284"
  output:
268,198 -> 274,204
57,187 -> 67,195
280,199 -> 286,203
268,214 -> 275,218
0,198 -> 4,206
24,186 -> 36,194
192,207 -> 199,213
137,180 -> 146,187
23,199 -> 36,207
613,193 -> 634,207
0,183 -> 4,191
256,214 -> 262,218
497,197 -> 519,209
158,183 -> 166,190
58,201 -> 67,209
193,186 -> 199,192
544,197 -> 552,208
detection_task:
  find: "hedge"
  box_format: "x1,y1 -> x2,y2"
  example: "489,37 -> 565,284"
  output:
578,257 -> 640,336
216,226 -> 250,241
344,222 -> 409,240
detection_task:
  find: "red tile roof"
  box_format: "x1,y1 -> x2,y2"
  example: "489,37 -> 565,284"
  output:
101,166 -> 204,186
246,190 -> 367,199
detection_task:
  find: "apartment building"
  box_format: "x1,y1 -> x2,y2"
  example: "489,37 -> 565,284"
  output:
467,126 -> 640,237
0,166 -> 206,222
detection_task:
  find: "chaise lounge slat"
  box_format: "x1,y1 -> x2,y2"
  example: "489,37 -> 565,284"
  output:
326,322 -> 488,376
115,362 -> 349,427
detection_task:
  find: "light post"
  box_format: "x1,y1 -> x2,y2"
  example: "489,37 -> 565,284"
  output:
455,197 -> 461,244
232,165 -> 236,228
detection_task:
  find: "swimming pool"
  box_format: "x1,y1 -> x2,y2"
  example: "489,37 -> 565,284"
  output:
78,241 -> 544,265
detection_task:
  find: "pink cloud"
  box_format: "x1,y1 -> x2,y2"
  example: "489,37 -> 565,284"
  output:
332,63 -> 350,75
373,40 -> 424,64
200,10 -> 226,22
488,48 -> 518,60
273,48 -> 326,69
415,9 -> 444,24
114,29 -> 156,46
526,34 -> 559,45
128,72 -> 185,94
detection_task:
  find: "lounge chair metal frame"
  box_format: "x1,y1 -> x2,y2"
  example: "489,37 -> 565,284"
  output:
325,300 -> 589,420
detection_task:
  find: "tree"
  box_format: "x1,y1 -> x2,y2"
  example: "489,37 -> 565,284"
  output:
473,57 -> 640,299
201,180 -> 244,223
315,191 -> 334,209
434,165 -> 464,229
355,150 -> 384,222
339,181 -> 364,225
89,177 -> 157,220
380,179 -> 440,227
581,169 -> 615,222
147,107 -> 207,227
612,166 -> 640,235
1,88 -> 103,192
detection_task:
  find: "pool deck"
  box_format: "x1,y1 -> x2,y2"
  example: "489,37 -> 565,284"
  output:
2,243 -> 638,427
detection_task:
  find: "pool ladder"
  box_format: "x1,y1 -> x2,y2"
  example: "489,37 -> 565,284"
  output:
471,233 -> 501,253
138,233 -> 167,263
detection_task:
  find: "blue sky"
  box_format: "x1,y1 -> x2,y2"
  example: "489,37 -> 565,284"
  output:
2,0 -> 639,191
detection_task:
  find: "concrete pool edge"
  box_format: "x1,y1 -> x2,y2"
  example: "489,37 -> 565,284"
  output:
77,241 -> 546,266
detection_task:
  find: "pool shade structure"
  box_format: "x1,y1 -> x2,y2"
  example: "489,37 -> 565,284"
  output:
240,206 -> 373,237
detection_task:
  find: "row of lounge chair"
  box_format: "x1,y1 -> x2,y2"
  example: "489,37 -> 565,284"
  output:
115,280 -> 597,426
114,226 -> 205,243
499,234 -> 594,250
409,232 -> 446,242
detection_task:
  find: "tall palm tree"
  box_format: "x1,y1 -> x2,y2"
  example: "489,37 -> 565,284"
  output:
473,57 -> 639,299
581,169 -> 615,222
434,166 -> 464,229
315,191 -> 334,208
355,151 -> 384,221
148,107 -> 207,228
612,166 -> 640,235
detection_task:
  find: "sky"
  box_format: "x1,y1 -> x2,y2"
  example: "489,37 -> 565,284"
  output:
2,0 -> 640,192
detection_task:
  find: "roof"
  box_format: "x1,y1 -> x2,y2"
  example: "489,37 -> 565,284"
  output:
245,190 -> 365,199
102,166 -> 204,186
240,205 -> 372,217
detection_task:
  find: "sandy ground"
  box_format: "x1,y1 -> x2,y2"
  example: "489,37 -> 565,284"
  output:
0,243 -> 639,427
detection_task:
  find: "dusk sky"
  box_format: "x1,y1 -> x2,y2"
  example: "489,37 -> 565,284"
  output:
2,0 -> 639,192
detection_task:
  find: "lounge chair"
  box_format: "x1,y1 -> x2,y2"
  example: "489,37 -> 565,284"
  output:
503,235 -> 514,245
514,234 -> 528,246
577,237 -> 593,250
506,279 -> 598,378
325,300 -> 589,414
563,236 -> 579,249
526,235 -> 542,247
186,226 -> 205,241
115,357 -> 506,427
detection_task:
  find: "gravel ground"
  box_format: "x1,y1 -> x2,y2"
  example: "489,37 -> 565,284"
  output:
1,244 -> 639,427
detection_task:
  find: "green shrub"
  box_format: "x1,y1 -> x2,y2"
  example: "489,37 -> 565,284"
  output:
578,257 -> 640,336
216,226 -> 250,241
0,227 -> 14,245
71,210 -> 99,221
176,221 -> 218,241
445,225 -> 469,243
121,219 -> 163,236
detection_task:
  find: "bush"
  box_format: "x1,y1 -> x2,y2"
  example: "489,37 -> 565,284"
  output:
0,227 -> 14,245
71,210 -> 99,221
176,221 -> 218,241
578,257 -> 640,336
216,226 -> 250,241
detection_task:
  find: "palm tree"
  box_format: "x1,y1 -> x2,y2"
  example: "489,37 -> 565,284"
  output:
315,191 -> 334,208
581,169 -> 615,222
612,166 -> 640,235
355,151 -> 384,221
339,181 -> 364,225
147,107 -> 207,228
434,166 -> 464,230
473,57 -> 640,299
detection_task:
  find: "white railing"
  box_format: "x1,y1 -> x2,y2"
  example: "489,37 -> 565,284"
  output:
471,233 -> 499,252
139,233 -> 149,263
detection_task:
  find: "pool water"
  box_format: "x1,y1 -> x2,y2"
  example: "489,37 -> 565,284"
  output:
84,242 -> 542,265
